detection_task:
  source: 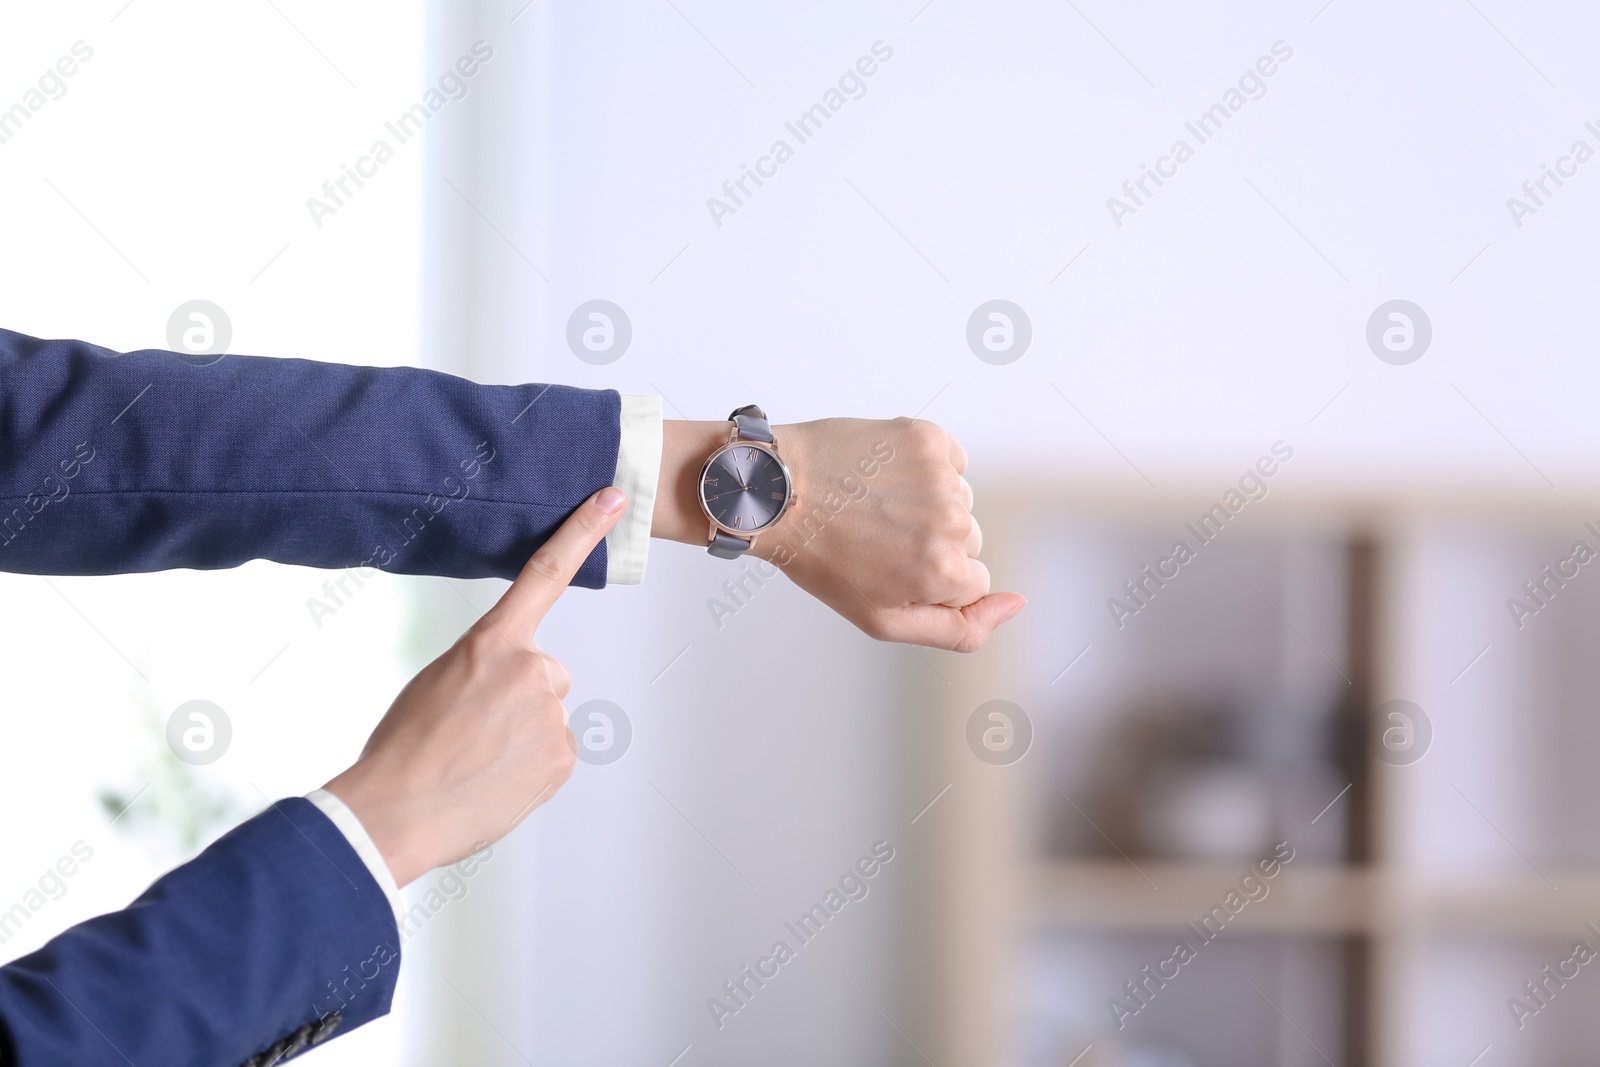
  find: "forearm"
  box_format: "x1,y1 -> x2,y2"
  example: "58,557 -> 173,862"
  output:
0,798 -> 399,1064
0,329 -> 621,585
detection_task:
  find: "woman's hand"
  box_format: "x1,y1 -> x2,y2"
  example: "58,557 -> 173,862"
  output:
654,416 -> 1023,652
762,417 -> 1024,652
324,487 -> 627,887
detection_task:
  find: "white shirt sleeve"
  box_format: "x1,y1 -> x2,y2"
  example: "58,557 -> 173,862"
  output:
606,393 -> 663,585
305,787 -> 406,931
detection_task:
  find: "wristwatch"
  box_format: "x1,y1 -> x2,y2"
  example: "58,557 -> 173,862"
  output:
698,404 -> 795,559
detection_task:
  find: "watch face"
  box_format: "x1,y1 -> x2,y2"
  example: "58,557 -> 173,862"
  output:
700,443 -> 790,534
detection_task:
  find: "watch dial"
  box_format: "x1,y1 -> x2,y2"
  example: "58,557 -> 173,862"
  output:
702,445 -> 789,533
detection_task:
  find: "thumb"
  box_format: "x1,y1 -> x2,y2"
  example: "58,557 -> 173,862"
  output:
484,486 -> 628,637
891,592 -> 1026,653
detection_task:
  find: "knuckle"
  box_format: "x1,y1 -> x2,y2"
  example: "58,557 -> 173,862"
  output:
915,546 -> 964,596
544,655 -> 572,698
525,550 -> 568,585
936,550 -> 969,588
970,560 -> 992,596
907,419 -> 946,456
555,730 -> 579,776
459,627 -> 501,666
952,629 -> 986,654
521,653 -> 559,691
858,612 -> 892,642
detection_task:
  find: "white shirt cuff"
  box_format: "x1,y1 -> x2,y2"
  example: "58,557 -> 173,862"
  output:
305,787 -> 406,932
606,393 -> 663,585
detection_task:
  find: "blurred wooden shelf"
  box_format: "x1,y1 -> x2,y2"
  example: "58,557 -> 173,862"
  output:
916,489 -> 1600,1066
1030,860 -> 1371,935
1030,859 -> 1600,940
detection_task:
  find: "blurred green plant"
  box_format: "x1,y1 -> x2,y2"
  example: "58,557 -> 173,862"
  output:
96,703 -> 252,864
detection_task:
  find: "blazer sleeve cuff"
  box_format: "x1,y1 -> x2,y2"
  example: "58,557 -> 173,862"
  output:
306,788 -> 405,931
605,393 -> 663,585
0,797 -> 400,1065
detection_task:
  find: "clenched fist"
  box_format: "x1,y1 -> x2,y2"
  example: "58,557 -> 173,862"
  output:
324,487 -> 628,887
656,416 -> 1023,653
765,417 -> 1023,652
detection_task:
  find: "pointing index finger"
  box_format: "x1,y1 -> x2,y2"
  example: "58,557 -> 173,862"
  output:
486,487 -> 628,636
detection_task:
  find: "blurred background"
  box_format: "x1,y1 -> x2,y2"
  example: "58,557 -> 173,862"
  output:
3,1 -> 1600,1064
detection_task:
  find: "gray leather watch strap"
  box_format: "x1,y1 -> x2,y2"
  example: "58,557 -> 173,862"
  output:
708,530 -> 752,559
729,404 -> 773,443
706,404 -> 771,559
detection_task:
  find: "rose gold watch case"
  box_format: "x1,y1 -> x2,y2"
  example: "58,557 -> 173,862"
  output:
697,427 -> 796,547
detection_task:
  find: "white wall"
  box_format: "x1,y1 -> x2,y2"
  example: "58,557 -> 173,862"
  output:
516,0 -> 1600,490
410,1 -> 1600,1063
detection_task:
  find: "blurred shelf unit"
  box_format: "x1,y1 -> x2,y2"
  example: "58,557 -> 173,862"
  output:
1031,861 -> 1600,939
916,479 -> 1600,1067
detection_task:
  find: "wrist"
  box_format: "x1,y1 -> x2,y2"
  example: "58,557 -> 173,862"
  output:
653,419 -> 811,558
651,419 -> 733,546
323,767 -> 436,888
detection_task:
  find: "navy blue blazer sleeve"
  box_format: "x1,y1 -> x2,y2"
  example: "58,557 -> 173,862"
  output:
0,798 -> 400,1066
0,328 -> 621,587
